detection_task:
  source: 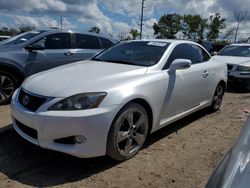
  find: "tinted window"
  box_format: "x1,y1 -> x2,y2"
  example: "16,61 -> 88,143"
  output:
218,46 -> 250,57
100,37 -> 114,48
75,34 -> 100,49
93,41 -> 170,67
34,33 -> 71,49
164,43 -> 209,69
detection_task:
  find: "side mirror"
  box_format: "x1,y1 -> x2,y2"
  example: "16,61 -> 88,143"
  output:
25,43 -> 45,51
169,59 -> 191,72
211,51 -> 218,56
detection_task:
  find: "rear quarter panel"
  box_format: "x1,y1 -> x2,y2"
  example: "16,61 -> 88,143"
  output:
208,58 -> 227,99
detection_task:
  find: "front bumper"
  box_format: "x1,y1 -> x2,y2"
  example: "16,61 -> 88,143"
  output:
11,89 -> 121,158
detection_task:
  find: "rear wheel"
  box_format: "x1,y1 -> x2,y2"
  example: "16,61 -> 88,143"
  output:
209,83 -> 225,112
107,103 -> 148,161
0,70 -> 18,105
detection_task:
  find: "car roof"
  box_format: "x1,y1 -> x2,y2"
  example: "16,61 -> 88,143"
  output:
132,39 -> 201,45
38,29 -> 117,43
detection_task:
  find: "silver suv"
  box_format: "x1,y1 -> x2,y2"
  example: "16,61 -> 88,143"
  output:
0,29 -> 117,104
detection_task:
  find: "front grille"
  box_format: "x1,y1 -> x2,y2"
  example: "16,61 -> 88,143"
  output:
227,64 -> 234,71
18,89 -> 47,112
15,119 -> 38,139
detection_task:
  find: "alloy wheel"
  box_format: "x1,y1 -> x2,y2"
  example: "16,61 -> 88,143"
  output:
212,84 -> 224,110
116,109 -> 148,157
0,74 -> 15,103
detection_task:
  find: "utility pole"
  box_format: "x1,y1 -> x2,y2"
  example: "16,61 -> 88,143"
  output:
140,0 -> 145,39
60,16 -> 63,29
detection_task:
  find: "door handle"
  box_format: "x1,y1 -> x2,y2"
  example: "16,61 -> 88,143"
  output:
202,71 -> 209,78
64,51 -> 74,56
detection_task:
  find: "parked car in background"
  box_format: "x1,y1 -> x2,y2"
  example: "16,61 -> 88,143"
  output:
206,117 -> 250,188
0,29 -> 117,104
11,40 -> 227,161
212,44 -> 250,87
199,40 -> 226,55
0,35 -> 10,41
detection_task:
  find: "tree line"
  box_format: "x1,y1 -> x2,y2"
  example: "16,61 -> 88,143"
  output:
0,26 -> 35,36
88,26 -> 141,41
153,13 -> 226,42
88,13 -> 228,42
89,11 -> 248,43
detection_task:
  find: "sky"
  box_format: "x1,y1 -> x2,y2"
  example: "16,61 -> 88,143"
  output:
0,0 -> 249,40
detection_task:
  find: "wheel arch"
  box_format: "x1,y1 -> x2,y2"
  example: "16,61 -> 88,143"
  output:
106,97 -> 154,160
0,63 -> 25,83
113,98 -> 154,135
218,80 -> 227,91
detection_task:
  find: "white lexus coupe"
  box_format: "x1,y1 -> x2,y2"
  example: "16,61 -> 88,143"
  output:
11,40 -> 227,161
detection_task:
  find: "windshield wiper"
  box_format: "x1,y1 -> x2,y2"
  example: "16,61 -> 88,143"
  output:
91,57 -> 102,61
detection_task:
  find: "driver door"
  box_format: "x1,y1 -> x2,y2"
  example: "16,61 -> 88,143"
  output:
160,43 -> 212,125
24,33 -> 75,76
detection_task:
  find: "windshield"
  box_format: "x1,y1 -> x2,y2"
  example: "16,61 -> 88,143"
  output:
0,30 -> 47,46
218,45 -> 250,57
92,41 -> 170,67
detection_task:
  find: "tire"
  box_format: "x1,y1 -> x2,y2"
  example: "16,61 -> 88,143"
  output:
209,83 -> 225,112
0,70 -> 18,105
107,103 -> 149,161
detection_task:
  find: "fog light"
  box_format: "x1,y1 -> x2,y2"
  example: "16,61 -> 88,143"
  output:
74,135 -> 87,144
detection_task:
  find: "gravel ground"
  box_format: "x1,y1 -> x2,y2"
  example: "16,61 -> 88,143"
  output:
0,86 -> 249,188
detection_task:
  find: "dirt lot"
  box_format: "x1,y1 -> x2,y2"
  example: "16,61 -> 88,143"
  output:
0,86 -> 249,188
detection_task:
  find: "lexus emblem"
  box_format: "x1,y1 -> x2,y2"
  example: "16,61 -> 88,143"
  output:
22,95 -> 29,106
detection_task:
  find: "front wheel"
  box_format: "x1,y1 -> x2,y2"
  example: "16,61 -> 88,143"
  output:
209,83 -> 225,112
107,103 -> 148,161
0,70 -> 18,105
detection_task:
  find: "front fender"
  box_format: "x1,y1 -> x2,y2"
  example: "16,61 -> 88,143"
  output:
101,72 -> 167,132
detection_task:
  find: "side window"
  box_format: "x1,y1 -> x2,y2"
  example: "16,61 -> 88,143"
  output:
33,33 -> 71,49
75,34 -> 100,49
164,43 -> 210,69
164,44 -> 189,69
100,37 -> 114,48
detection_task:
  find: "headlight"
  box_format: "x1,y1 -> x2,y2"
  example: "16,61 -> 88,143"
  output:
48,92 -> 106,111
237,65 -> 250,72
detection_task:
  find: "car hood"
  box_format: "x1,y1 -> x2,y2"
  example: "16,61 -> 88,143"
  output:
22,60 -> 148,97
0,44 -> 22,52
213,55 -> 250,65
206,117 -> 250,188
